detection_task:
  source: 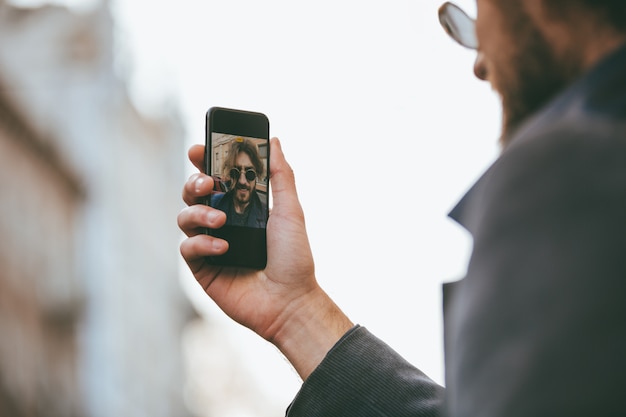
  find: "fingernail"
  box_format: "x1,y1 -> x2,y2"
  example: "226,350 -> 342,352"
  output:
212,239 -> 227,252
206,210 -> 221,223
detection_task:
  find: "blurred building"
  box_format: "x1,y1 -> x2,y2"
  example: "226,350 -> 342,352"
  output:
0,1 -> 194,416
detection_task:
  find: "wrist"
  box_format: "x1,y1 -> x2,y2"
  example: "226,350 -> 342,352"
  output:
270,287 -> 354,380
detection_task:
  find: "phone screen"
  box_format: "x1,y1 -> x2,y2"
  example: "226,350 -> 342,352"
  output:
205,108 -> 269,269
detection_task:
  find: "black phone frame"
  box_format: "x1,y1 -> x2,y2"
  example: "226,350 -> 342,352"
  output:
204,107 -> 270,269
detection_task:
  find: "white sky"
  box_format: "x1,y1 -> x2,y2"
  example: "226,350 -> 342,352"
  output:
113,0 -> 502,408
11,0 -> 503,410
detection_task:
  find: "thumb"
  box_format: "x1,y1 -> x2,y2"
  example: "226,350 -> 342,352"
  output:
269,137 -> 304,218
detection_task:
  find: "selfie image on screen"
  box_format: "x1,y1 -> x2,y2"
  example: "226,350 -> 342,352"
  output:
209,134 -> 268,228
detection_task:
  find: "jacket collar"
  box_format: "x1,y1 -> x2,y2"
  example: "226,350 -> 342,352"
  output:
448,41 -> 626,235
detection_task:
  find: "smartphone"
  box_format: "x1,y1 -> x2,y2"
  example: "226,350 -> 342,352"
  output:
204,107 -> 270,269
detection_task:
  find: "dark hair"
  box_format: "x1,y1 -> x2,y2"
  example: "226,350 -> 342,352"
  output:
223,137 -> 265,179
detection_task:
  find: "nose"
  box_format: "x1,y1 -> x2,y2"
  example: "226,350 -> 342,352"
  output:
473,52 -> 488,81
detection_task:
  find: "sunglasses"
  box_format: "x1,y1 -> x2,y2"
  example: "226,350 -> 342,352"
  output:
230,167 -> 257,182
438,2 -> 478,50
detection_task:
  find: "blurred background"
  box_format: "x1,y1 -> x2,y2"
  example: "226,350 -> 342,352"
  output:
0,0 -> 500,416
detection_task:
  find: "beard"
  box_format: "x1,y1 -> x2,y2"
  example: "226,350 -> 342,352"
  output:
234,182 -> 253,206
491,7 -> 582,147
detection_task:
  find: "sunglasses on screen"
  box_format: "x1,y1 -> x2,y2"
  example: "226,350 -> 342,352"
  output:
230,167 -> 257,182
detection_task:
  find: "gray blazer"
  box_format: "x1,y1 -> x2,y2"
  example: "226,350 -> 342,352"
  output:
287,42 -> 626,417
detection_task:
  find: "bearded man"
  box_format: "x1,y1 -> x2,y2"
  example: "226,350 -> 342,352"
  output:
178,1 -> 626,415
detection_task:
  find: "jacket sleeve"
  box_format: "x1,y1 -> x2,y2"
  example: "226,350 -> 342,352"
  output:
286,326 -> 444,417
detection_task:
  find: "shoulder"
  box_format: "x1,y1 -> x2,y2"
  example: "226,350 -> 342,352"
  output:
516,116 -> 624,180
445,116 -> 626,416
475,116 -> 626,233
210,192 -> 227,207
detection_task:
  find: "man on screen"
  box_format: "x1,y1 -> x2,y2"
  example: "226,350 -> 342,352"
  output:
211,137 -> 267,228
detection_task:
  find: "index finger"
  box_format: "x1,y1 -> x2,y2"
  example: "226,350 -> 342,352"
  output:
188,144 -> 205,173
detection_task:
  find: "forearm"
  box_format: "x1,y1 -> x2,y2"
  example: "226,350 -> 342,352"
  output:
270,286 -> 354,380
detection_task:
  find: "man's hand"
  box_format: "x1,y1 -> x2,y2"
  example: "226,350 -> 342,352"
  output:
178,138 -> 353,380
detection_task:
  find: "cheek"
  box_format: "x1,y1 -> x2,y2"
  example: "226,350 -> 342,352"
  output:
474,0 -> 489,44
474,0 -> 506,57
474,20 -> 516,89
